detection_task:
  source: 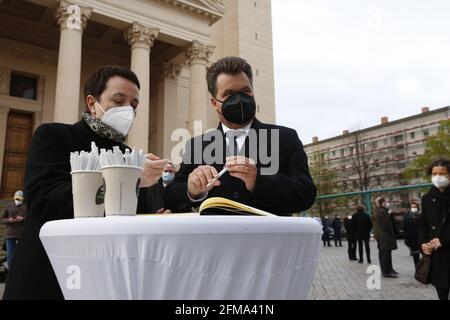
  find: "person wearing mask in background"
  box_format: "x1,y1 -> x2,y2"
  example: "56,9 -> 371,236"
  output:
344,212 -> 357,260
420,159 -> 450,300
331,214 -> 343,247
164,56 -> 316,216
374,198 -> 398,278
353,205 -> 372,264
1,191 -> 27,271
138,162 -> 177,214
322,215 -> 332,247
3,66 -> 168,300
404,201 -> 422,267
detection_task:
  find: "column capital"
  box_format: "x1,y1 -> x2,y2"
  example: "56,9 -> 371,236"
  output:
185,41 -> 215,65
55,0 -> 92,32
156,63 -> 183,81
124,23 -> 159,51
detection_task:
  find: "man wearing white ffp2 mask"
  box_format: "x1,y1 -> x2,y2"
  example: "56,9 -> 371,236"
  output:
95,102 -> 135,136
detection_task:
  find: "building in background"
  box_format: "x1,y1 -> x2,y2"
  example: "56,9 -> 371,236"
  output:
0,0 -> 276,199
304,106 -> 450,215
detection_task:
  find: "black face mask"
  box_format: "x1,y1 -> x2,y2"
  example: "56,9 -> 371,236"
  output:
217,92 -> 256,125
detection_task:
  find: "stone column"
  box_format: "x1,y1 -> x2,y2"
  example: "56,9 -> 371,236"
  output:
185,41 -> 215,133
124,23 -> 159,153
54,0 -> 91,124
0,107 -> 10,188
155,63 -> 182,158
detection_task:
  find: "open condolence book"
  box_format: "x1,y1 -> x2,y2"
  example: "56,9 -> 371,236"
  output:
198,197 -> 275,216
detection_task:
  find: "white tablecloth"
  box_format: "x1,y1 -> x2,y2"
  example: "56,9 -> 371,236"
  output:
39,215 -> 322,300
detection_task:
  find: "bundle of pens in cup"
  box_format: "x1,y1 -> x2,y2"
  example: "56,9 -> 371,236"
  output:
70,142 -> 145,219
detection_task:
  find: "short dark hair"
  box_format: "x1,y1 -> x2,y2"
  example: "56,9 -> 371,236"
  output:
426,158 -> 450,176
377,197 -> 386,207
206,56 -> 253,97
83,66 -> 140,108
410,201 -> 419,208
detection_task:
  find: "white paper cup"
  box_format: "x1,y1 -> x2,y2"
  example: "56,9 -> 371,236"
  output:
101,166 -> 143,217
71,171 -> 105,219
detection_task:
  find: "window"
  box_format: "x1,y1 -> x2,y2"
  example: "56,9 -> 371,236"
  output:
376,177 -> 382,185
349,147 -> 354,155
340,149 -> 345,157
372,141 -> 378,149
412,152 -> 417,156
255,33 -> 258,40
397,162 -> 406,169
9,73 -> 38,100
374,159 -> 380,168
383,139 -> 388,146
331,150 -> 336,157
410,132 -> 415,139
393,135 -> 403,143
423,129 -> 430,137
320,153 -> 325,161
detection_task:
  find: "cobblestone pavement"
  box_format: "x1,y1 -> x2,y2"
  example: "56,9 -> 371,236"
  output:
308,240 -> 437,300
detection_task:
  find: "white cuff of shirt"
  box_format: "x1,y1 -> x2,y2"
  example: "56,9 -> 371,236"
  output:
187,191 -> 208,202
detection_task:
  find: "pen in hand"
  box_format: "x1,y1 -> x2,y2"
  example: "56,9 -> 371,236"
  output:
206,167 -> 228,188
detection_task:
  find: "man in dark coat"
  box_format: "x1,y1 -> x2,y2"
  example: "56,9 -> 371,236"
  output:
3,66 -> 167,300
322,216 -> 332,247
344,213 -> 357,260
164,57 -> 316,216
331,215 -> 343,247
374,198 -> 398,278
353,205 -> 373,264
420,159 -> 450,300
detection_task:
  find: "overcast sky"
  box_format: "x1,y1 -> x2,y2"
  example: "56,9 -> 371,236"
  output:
272,0 -> 450,144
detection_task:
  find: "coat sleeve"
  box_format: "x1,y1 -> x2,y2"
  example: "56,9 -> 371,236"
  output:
1,206 -> 9,225
251,129 -> 316,214
24,124 -> 74,227
419,198 -> 430,245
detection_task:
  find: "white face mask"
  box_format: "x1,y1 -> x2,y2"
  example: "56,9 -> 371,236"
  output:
432,175 -> 450,189
411,208 -> 418,214
96,102 -> 135,136
15,200 -> 23,206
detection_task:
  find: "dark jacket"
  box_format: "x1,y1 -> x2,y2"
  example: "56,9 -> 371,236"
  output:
331,217 -> 342,232
403,211 -> 421,251
375,207 -> 397,251
137,179 -> 165,214
2,203 -> 27,239
164,119 -> 316,216
3,119 -> 154,300
344,217 -> 355,241
420,186 -> 450,289
352,210 -> 372,240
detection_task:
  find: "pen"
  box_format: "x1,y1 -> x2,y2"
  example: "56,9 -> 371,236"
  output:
206,167 -> 228,188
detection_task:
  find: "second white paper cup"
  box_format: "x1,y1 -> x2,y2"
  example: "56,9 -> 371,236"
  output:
101,166 -> 143,217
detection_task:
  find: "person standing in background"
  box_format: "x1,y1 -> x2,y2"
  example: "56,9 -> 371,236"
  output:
375,198 -> 398,278
1,191 -> 27,270
331,214 -> 343,247
420,159 -> 450,300
353,205 -> 373,264
344,212 -> 357,260
404,201 -> 422,267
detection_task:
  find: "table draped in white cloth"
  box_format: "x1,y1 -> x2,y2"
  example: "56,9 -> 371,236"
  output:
39,216 -> 322,300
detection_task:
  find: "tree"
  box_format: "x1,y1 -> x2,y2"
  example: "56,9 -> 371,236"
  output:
309,160 -> 339,218
343,131 -> 392,202
403,119 -> 450,182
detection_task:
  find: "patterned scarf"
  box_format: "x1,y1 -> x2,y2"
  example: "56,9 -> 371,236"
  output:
82,112 -> 126,143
